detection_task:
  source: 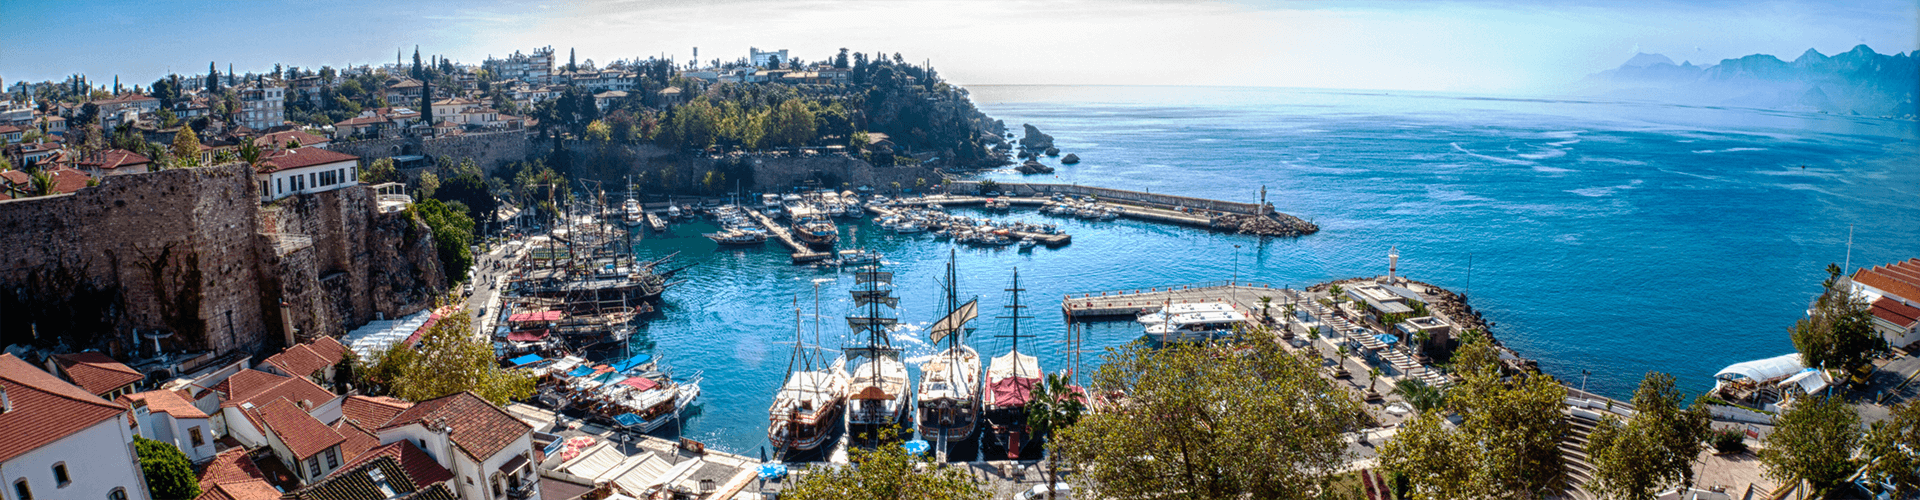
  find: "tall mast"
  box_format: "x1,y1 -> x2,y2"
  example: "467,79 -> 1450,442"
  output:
946,249 -> 959,349
997,268 -> 1031,376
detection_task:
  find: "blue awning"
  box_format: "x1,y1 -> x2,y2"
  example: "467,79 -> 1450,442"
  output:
614,413 -> 645,427
568,366 -> 596,378
902,440 -> 930,455
758,463 -> 788,480
507,354 -> 544,367
610,355 -> 653,373
1375,333 -> 1400,345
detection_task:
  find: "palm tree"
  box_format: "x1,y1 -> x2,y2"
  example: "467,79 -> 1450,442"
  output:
1027,373 -> 1084,500
29,170 -> 55,196
1391,378 -> 1446,413
1368,367 -> 1383,394
237,142 -> 264,167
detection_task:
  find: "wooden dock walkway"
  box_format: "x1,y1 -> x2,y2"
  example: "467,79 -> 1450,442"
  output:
864,204 -> 1072,246
746,209 -> 830,263
1061,281 -> 1300,318
644,212 -> 667,232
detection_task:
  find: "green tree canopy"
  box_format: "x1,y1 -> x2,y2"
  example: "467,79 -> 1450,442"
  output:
780,428 -> 982,500
360,158 -> 399,184
411,198 -> 473,285
1380,335 -> 1569,499
1058,329 -> 1366,499
1585,372 -> 1713,500
1792,263 -> 1885,372
171,126 -> 200,168
135,436 -> 200,500
361,311 -> 534,405
1759,395 -> 1861,495
1863,399 -> 1920,496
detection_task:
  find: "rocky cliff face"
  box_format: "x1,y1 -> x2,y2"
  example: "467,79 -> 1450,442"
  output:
0,164 -> 443,359
258,186 -> 444,342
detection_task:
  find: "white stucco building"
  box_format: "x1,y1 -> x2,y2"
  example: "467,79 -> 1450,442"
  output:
120,389 -> 218,463
1,353 -> 150,500
256,147 -> 360,202
376,392 -> 540,500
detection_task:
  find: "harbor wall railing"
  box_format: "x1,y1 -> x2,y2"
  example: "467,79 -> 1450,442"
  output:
948,181 -> 1272,216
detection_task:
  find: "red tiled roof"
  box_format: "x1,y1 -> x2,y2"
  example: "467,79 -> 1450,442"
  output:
0,125 -> 21,134
217,369 -> 337,410
1872,297 -> 1920,327
332,440 -> 453,488
253,130 -> 330,149
197,479 -> 283,500
0,354 -> 128,462
1856,260 -> 1920,304
120,388 -> 210,419
95,93 -> 159,105
75,149 -> 153,170
264,344 -> 331,379
198,448 -> 270,490
310,337 -> 347,364
45,167 -> 92,194
1,170 -> 31,184
331,418 -> 380,464
52,352 -> 145,396
252,397 -> 346,460
333,115 -> 388,127
340,395 -> 412,427
256,147 -> 358,174
379,392 -> 530,462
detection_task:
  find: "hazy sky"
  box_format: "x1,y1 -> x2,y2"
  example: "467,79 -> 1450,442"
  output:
3,0 -> 1915,94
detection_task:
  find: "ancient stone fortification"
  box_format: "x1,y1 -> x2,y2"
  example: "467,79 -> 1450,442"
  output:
258,186 -> 445,341
0,163 -> 442,360
330,129 -> 533,174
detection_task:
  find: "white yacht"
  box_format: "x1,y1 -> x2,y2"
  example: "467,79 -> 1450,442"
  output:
1145,310 -> 1251,343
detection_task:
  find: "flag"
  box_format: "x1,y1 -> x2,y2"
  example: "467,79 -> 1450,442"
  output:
928,299 -> 978,344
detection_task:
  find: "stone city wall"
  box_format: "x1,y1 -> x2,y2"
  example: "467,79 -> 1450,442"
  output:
0,164 -> 271,356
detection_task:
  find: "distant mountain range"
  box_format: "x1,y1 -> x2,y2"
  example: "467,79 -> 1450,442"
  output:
1574,45 -> 1918,118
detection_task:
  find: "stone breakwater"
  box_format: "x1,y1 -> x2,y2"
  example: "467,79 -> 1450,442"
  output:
1307,277 -> 1536,371
1211,213 -> 1318,237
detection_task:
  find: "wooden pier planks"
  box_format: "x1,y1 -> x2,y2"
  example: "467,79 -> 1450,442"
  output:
746,209 -> 830,263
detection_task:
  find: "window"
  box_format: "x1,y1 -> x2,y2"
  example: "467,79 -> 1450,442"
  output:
190,427 -> 204,447
52,463 -> 69,486
108,488 -> 128,500
325,446 -> 338,468
277,177 -> 284,194
260,181 -> 270,198
491,473 -> 502,497
307,456 -> 321,478
309,173 -> 317,188
13,479 -> 31,500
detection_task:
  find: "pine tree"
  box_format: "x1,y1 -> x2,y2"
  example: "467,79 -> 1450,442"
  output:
412,46 -> 423,80
420,78 -> 434,136
207,62 -> 219,93
568,48 -> 577,72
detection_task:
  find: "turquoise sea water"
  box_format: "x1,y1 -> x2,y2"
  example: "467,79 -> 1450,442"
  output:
625,85 -> 1920,455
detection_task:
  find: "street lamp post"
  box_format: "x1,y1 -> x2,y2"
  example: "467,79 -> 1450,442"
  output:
1581,369 -> 1591,396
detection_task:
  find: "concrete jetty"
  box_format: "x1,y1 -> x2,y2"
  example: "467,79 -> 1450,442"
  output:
1061,281 -> 1300,318
864,203 -> 1072,247
747,209 -> 830,263
644,212 -> 667,232
944,181 -> 1318,237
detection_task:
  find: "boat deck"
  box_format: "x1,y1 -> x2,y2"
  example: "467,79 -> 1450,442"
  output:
747,209 -> 831,263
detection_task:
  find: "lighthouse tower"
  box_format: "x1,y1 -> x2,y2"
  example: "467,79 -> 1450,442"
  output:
1388,246 -> 1399,284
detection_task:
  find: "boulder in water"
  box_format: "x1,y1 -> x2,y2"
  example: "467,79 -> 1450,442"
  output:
1019,124 -> 1055,151
1045,147 -> 1060,156
1017,160 -> 1054,175
1060,153 -> 1080,164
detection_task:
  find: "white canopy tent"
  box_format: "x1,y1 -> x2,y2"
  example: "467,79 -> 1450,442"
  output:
1712,353 -> 1804,383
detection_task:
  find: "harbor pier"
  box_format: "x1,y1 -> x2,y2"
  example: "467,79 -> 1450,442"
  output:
746,209 -> 831,263
1061,280 -> 1300,318
944,181 -> 1318,237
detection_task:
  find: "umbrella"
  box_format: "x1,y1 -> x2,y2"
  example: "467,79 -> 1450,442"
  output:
902,439 -> 930,455
1375,333 -> 1400,345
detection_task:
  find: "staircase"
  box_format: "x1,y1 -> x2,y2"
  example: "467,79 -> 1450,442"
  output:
1559,409 -> 1601,500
